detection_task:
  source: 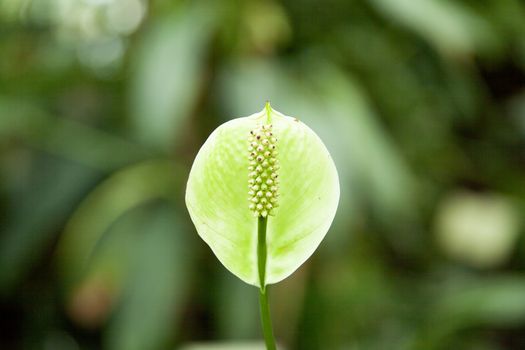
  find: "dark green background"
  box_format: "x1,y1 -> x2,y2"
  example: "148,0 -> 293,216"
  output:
2,0 -> 525,349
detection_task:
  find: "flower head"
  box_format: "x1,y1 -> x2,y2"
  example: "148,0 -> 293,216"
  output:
186,103 -> 339,286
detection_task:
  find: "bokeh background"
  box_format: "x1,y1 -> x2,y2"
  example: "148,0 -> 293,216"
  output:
2,0 -> 525,349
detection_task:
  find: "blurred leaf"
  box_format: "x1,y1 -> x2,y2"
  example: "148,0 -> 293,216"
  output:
435,277 -> 525,327
105,204 -> 193,350
0,156 -> 98,295
129,1 -> 218,150
0,97 -> 151,171
368,0 -> 498,56
313,66 -> 415,222
214,273 -> 259,339
0,97 -> 48,138
414,276 -> 525,348
56,160 -> 185,290
482,0 -> 525,38
66,206 -> 149,329
55,161 -> 193,348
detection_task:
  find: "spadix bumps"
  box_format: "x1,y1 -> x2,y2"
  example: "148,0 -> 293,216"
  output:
186,104 -> 340,286
248,124 -> 279,217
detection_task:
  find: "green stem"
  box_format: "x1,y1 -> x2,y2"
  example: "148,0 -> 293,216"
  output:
257,216 -> 276,350
259,288 -> 276,350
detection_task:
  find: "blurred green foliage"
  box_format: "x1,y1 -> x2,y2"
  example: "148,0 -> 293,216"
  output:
1,0 -> 525,349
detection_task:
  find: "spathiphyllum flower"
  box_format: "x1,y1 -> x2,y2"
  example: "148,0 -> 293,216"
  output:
186,103 -> 339,348
186,103 -> 340,287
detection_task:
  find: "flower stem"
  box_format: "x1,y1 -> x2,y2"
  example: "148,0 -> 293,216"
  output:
259,288 -> 276,350
258,216 -> 276,350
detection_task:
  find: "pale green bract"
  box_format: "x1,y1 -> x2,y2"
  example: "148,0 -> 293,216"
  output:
185,104 -> 340,287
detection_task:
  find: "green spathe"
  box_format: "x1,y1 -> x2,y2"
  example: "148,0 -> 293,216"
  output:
186,104 -> 340,287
